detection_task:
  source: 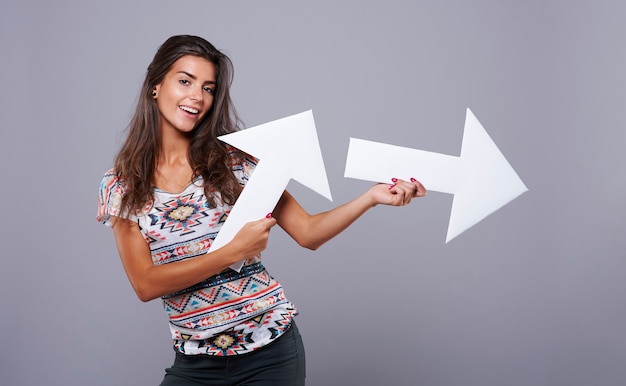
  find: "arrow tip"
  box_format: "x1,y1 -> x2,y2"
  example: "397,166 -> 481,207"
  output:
218,110 -> 333,202
445,108 -> 528,243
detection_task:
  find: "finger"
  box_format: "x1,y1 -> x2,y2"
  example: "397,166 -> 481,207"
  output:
397,180 -> 417,205
387,177 -> 398,192
410,177 -> 427,197
258,213 -> 277,227
386,179 -> 408,206
250,214 -> 277,228
392,185 -> 407,205
390,185 -> 410,206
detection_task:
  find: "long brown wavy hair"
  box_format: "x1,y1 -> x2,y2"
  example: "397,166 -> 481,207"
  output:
114,35 -> 244,216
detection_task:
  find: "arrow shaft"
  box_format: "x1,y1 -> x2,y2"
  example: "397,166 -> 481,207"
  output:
209,161 -> 289,253
344,138 -> 461,194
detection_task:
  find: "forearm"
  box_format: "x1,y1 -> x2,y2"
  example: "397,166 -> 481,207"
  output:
113,214 -> 276,302
275,179 -> 425,250
275,190 -> 377,250
113,218 -> 249,302
127,245 -> 243,301
309,191 -> 378,248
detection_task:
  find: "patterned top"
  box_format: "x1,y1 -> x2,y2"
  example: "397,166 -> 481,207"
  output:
97,153 -> 296,356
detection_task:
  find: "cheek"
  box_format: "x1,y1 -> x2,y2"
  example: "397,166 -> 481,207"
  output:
201,97 -> 215,116
156,88 -> 181,113
155,98 -> 172,117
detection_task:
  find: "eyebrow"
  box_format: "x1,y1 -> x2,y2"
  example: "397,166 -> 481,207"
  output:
177,71 -> 216,84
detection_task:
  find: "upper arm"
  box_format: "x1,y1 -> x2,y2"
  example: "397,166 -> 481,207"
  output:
273,191 -> 316,248
111,216 -> 154,299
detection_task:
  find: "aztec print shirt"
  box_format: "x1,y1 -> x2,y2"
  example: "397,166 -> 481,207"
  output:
97,153 -> 297,356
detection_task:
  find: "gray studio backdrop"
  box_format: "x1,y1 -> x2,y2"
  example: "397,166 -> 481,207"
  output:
1,1 -> 625,385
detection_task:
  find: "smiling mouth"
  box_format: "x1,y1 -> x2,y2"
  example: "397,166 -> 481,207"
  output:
179,105 -> 199,114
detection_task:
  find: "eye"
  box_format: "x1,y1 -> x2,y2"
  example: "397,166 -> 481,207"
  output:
203,86 -> 214,94
179,79 -> 190,86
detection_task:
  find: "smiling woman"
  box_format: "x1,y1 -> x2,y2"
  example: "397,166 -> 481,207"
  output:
97,34 -> 426,386
154,55 -> 216,135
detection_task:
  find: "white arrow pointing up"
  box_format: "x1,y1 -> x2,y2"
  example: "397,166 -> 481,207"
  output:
344,108 -> 528,243
214,110 -> 333,271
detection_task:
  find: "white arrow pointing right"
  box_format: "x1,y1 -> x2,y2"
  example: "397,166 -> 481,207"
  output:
344,108 -> 528,243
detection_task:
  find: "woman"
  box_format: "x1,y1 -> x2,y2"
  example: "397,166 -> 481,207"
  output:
98,35 -> 426,386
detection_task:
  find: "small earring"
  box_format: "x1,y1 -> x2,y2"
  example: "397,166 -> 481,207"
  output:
152,91 -> 157,97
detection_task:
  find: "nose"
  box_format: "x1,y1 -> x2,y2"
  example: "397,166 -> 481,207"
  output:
190,85 -> 203,102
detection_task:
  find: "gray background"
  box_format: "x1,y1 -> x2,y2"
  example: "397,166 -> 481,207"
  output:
1,1 -> 625,385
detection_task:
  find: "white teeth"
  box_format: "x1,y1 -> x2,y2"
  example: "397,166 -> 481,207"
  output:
179,106 -> 199,114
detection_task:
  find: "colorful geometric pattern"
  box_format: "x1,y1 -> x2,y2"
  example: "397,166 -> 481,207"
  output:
175,306 -> 296,356
166,282 -> 286,330
150,233 -> 215,265
148,192 -> 211,236
97,169 -> 124,222
98,151 -> 297,356
200,329 -> 254,356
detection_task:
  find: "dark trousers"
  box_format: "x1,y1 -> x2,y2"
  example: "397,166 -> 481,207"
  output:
160,322 -> 306,386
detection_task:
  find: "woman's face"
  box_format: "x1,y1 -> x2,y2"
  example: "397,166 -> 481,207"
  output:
154,55 -> 216,135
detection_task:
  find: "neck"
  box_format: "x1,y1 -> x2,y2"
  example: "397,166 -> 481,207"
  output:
154,134 -> 194,193
159,128 -> 191,168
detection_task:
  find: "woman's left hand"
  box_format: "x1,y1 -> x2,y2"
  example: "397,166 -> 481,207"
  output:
368,177 -> 427,207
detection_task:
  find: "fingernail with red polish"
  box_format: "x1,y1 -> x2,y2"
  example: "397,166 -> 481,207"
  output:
266,213 -> 273,218
410,177 -> 417,182
391,177 -> 398,183
388,184 -> 396,190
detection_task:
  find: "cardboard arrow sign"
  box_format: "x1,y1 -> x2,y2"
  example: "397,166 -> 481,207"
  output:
214,110 -> 333,271
344,108 -> 528,243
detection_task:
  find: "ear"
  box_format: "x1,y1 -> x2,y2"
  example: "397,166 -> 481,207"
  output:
152,84 -> 161,98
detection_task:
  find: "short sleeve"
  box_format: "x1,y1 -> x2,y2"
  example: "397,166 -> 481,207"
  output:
97,169 -> 126,227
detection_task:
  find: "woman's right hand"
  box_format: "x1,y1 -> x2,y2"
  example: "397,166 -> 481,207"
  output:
230,214 -> 278,261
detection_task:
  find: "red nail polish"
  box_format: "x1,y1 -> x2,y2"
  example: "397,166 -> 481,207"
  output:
391,177 -> 398,183
410,177 -> 417,182
388,184 -> 396,190
266,213 -> 272,218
